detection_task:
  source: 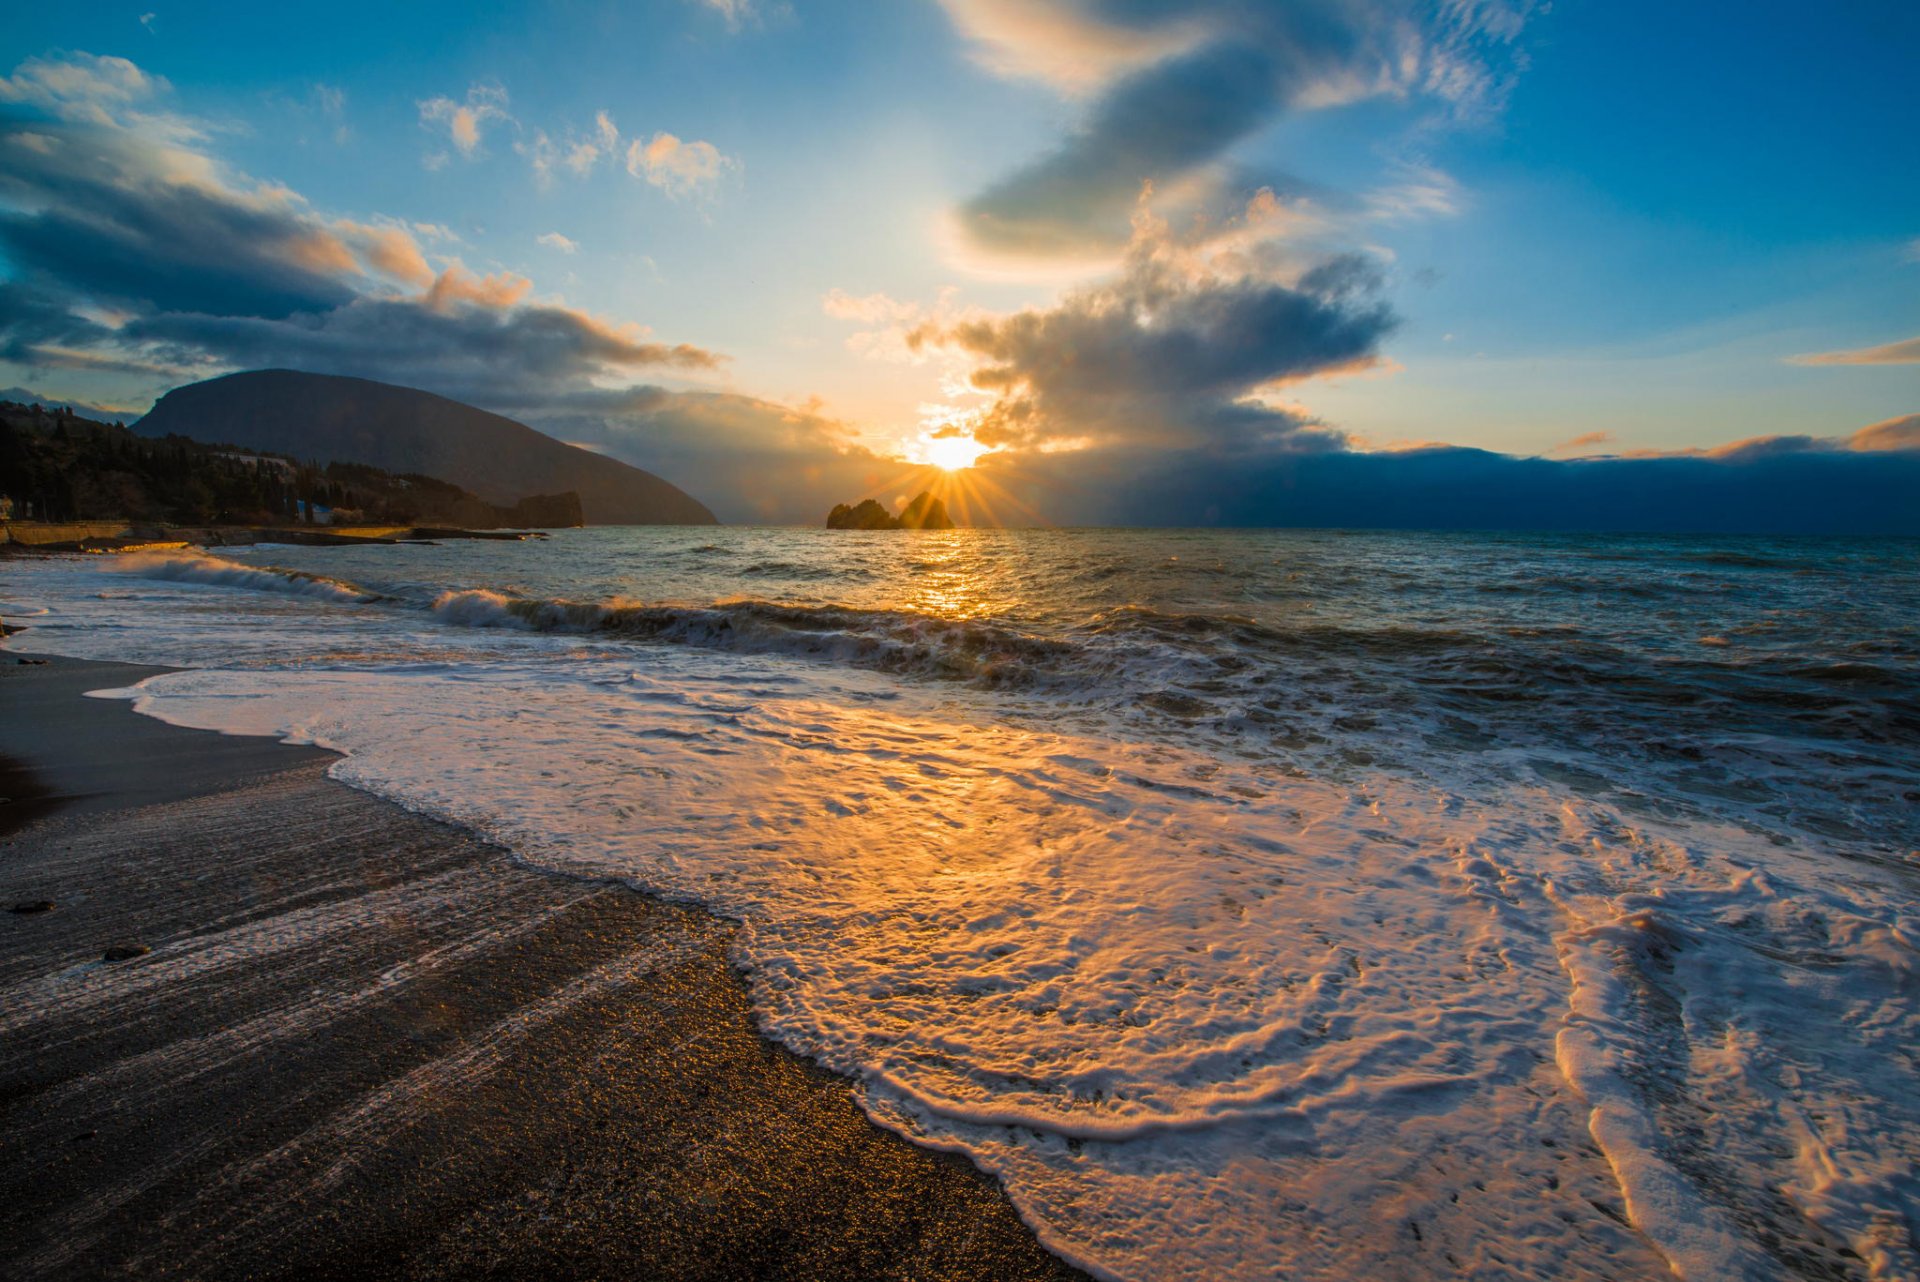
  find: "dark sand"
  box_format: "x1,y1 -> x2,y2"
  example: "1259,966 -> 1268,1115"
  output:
0,654 -> 1086,1281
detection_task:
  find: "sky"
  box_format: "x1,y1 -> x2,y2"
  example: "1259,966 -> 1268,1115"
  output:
1,0 -> 1915,526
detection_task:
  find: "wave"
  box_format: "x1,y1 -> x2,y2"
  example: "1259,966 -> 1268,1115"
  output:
430,589 -> 1078,686
110,550 -> 380,604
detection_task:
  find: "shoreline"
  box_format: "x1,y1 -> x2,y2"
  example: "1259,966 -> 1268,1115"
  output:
0,652 -> 1084,1281
1,520 -> 553,554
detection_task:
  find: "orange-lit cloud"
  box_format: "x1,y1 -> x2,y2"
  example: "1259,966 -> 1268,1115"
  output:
1788,335 -> 1920,366
417,83 -> 509,158
943,1 -> 1537,264
337,221 -> 436,285
423,264 -> 533,312
1548,430 -> 1613,455
0,50 -> 725,415
934,0 -> 1205,95
626,131 -> 736,200
1849,413 -> 1920,451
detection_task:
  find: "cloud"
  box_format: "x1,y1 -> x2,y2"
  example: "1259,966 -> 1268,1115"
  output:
0,50 -> 722,418
333,220 -> 434,285
418,82 -> 509,158
422,264 -> 533,311
695,0 -> 790,32
936,0 -> 1207,94
118,292 -> 718,401
968,437 -> 1920,533
898,197 -> 1393,452
537,231 -> 579,254
0,51 -> 166,124
1788,335 -> 1920,366
0,117 -> 366,318
139,13 -> 157,35
1850,413 -> 1920,452
512,386 -> 899,523
521,112 -> 622,184
626,131 -> 737,200
1547,430 -> 1612,455
0,384 -> 136,417
941,1 -> 1537,262
1690,416 -> 1920,459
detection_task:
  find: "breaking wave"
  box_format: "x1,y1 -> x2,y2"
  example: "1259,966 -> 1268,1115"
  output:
109,550 -> 379,604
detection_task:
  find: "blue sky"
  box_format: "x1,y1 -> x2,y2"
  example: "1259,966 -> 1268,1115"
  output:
1,1 -> 1914,524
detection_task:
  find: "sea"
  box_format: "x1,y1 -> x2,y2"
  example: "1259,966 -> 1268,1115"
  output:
5,527 -> 1918,1281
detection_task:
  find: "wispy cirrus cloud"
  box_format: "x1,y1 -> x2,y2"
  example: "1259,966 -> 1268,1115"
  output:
1788,335 -> 1920,366
537,231 -> 579,254
938,0 -> 1539,264
692,0 -> 790,33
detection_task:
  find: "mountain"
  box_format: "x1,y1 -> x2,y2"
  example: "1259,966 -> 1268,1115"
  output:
2,399 -> 581,528
135,370 -> 717,525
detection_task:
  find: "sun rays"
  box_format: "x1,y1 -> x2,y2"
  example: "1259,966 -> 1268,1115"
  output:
849,450 -> 1050,531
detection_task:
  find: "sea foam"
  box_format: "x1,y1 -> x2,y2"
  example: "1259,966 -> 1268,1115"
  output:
5,531 -> 1916,1282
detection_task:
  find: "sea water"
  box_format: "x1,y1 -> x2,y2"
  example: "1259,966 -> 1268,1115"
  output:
4,527 -> 1917,1280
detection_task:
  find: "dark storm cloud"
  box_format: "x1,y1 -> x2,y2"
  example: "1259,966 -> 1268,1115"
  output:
123,297 -> 717,406
0,119 -> 359,319
0,281 -> 116,365
912,248 -> 1394,451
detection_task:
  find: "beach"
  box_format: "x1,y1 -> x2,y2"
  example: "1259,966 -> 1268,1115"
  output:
0,653 -> 1084,1281
3,530 -> 1914,1281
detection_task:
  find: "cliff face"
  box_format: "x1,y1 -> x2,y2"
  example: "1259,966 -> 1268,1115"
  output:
135,370 -> 717,526
826,492 -> 955,530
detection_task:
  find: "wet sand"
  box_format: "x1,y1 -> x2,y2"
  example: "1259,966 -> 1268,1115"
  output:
0,654 -> 1085,1281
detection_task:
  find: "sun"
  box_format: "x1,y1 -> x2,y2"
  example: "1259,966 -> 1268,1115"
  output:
919,432 -> 992,471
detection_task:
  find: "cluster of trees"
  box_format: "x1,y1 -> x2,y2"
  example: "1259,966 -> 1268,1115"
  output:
0,402 -> 580,528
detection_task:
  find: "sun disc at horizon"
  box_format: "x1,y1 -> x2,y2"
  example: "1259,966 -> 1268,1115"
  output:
916,432 -> 993,471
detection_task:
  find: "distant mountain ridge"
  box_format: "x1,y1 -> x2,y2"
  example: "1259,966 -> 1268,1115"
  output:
135,370 -> 717,525
1,398 -> 580,528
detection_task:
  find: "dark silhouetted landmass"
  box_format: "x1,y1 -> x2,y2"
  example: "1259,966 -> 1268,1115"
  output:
826,499 -> 897,530
1,400 -> 580,528
136,370 -> 717,525
827,491 -> 954,530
